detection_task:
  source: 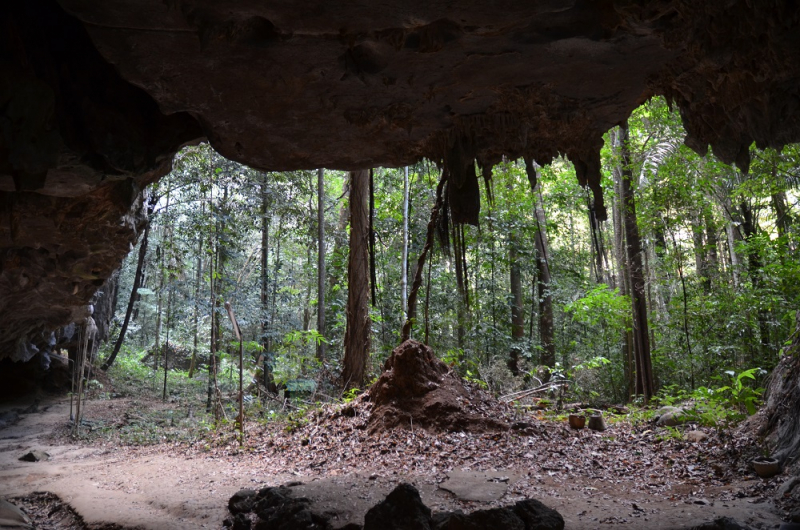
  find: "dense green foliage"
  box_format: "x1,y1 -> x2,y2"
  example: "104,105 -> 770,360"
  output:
102,97 -> 799,411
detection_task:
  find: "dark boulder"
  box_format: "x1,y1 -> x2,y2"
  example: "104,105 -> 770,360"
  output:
228,481 -> 564,530
252,486 -> 329,530
511,499 -> 565,530
229,489 -> 257,515
364,483 -> 432,530
434,508 -> 524,530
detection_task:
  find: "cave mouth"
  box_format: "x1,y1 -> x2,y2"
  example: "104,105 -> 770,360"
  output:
2,1 -> 800,395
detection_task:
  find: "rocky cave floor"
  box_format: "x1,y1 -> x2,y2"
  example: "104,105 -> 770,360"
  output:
0,378 -> 799,529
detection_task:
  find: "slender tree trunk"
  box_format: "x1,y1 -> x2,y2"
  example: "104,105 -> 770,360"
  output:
402,172 -> 447,342
207,185 -> 226,417
401,166 -> 409,318
704,209 -> 719,279
188,233 -> 202,379
534,205 -> 555,373
618,121 -> 654,402
369,169 -> 377,306
772,189 -> 790,238
330,176 -> 350,289
206,233 -> 218,413
739,199 -> 760,274
452,221 -> 467,352
342,169 -> 372,389
317,168 -> 326,361
739,197 -> 771,351
424,253 -> 433,345
508,228 -> 524,375
669,225 -> 695,388
271,226 -> 282,340
726,222 -> 741,288
162,285 -> 172,401
691,212 -> 709,292
101,221 -> 151,370
153,184 -> 171,372
611,141 -> 634,399
524,161 -> 555,374
588,196 -> 605,283
154,243 -> 164,371
260,176 -> 276,392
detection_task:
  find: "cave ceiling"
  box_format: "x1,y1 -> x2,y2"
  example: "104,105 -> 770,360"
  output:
1,0 -> 799,361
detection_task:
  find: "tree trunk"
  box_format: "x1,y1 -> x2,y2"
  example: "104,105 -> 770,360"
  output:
401,166 -> 410,318
330,175 -> 350,290
154,242 -> 164,371
206,235 -> 218,413
402,172 -> 447,342
588,197 -> 605,283
188,233 -> 202,379
611,138 -> 634,399
772,189 -> 790,238
259,175 -> 277,392
271,224 -> 282,343
618,121 -> 654,402
316,168 -> 327,361
342,169 -> 372,389
369,169 -> 377,306
206,185 -> 226,416
452,221 -> 467,352
691,212 -> 709,291
524,161 -> 555,373
739,197 -> 771,351
162,284 -> 173,401
726,222 -> 741,288
704,209 -> 719,279
508,228 -> 524,375
101,221 -> 150,370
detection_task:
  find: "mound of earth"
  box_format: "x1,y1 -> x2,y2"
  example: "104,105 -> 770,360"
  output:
366,340 -> 509,434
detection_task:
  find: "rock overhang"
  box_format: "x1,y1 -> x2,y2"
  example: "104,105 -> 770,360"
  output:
1,0 -> 799,362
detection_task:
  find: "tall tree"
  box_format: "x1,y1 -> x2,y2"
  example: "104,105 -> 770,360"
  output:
618,121 -> 654,401
588,195 -> 606,283
317,168 -> 327,361
188,227 -> 202,379
401,166 -> 410,319
508,227 -> 524,375
259,174 -> 277,392
402,172 -> 447,342
611,140 -> 634,397
525,160 -> 555,373
342,169 -> 372,389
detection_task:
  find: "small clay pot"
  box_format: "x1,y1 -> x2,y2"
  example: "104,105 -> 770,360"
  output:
752,457 -> 780,478
568,414 -> 586,429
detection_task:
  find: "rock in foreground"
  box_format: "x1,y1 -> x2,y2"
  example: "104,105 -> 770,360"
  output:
228,483 -> 564,530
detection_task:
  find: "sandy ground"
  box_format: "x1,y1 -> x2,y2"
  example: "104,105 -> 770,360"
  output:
0,395 -> 789,530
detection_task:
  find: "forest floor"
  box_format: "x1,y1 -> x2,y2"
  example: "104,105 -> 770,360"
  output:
0,371 -> 795,530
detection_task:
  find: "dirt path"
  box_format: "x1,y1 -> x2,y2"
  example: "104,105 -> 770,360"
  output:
0,395 -> 788,529
0,397 -> 257,529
